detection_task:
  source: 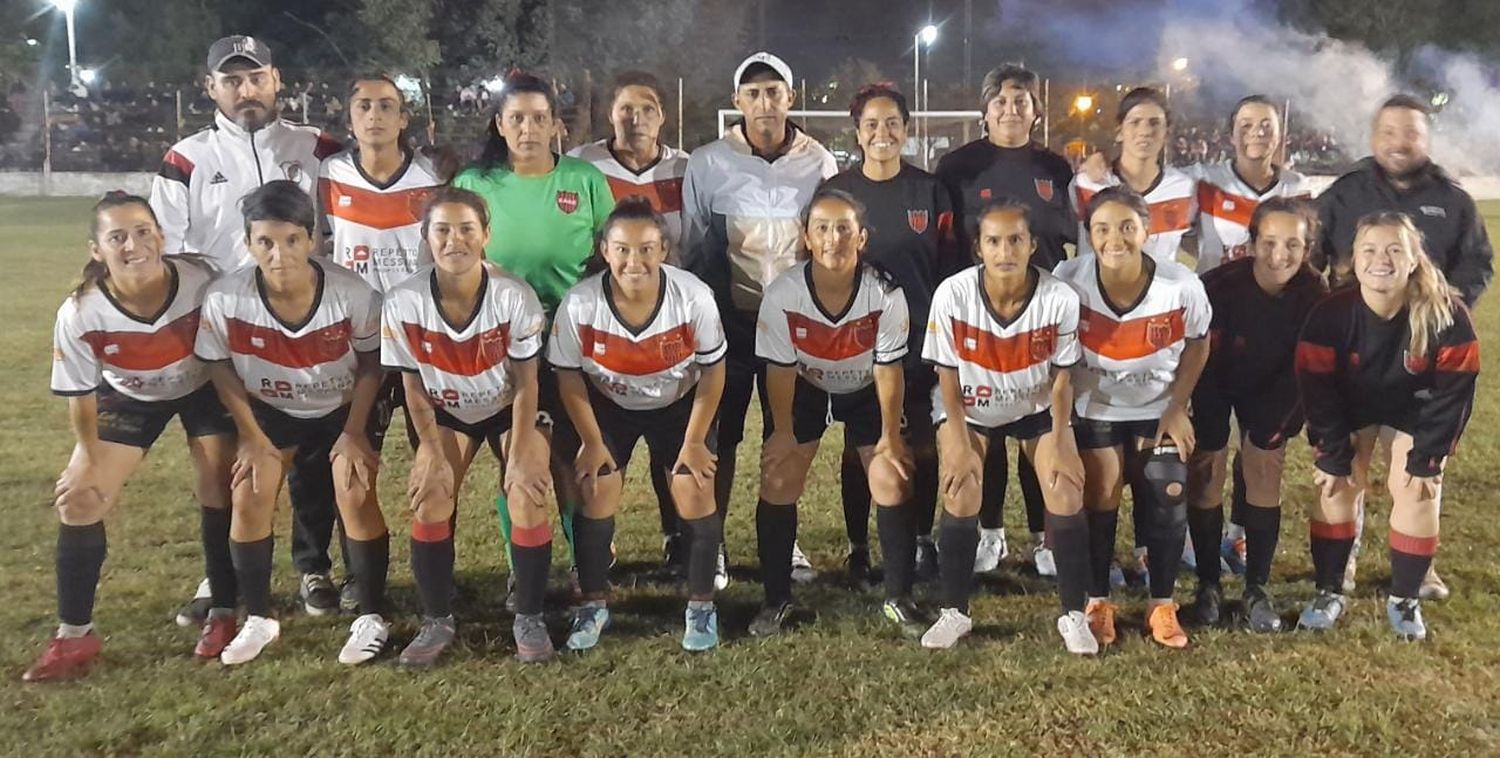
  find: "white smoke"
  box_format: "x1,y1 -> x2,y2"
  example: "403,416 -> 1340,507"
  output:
1157,15 -> 1500,176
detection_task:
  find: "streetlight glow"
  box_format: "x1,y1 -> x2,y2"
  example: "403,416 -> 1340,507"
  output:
1171,57 -> 1189,72
1074,94 -> 1094,112
51,0 -> 77,11
918,24 -> 939,47
79,68 -> 96,84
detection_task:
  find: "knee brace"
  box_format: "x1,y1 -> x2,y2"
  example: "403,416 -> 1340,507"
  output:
1138,445 -> 1188,535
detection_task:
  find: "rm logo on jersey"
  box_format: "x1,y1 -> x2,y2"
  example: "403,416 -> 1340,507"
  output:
1034,179 -> 1055,202
280,160 -> 305,184
1029,327 -> 1056,361
556,190 -> 580,215
1145,317 -> 1174,350
907,210 -> 930,234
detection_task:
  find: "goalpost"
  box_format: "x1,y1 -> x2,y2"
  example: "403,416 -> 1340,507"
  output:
717,109 -> 983,170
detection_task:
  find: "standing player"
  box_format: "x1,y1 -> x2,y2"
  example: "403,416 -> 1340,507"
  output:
921,201 -> 1095,654
936,64 -> 1076,578
821,84 -> 957,588
153,35 -> 346,625
750,189 -> 912,637
549,198 -> 727,652
382,188 -> 553,665
1054,187 -> 1211,650
681,52 -> 837,587
567,70 -> 693,574
1295,211 -> 1477,640
1185,198 -> 1326,631
1314,94 -> 1493,599
194,182 -> 387,665
451,71 -> 614,609
24,194 -> 236,682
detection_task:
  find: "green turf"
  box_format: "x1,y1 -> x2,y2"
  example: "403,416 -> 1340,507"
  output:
3,197 -> 1499,754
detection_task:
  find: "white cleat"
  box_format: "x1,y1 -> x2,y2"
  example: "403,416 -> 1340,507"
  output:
920,608 -> 973,650
338,613 -> 389,665
220,615 -> 281,666
1057,610 -> 1099,655
1032,542 -> 1058,578
974,528 -> 1007,573
790,542 -> 817,583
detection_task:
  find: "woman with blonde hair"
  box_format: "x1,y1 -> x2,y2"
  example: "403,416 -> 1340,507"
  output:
1295,211 -> 1478,640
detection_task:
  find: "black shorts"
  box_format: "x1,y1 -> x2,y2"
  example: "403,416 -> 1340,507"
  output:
538,363 -> 581,461
901,368 -> 938,445
94,384 -> 234,449
435,406 -> 513,447
1191,388 -> 1301,452
593,386 -> 714,472
718,308 -> 767,449
968,408 -> 1053,444
251,401 -> 375,451
1073,417 -> 1160,450
775,378 -> 884,448
369,372 -> 407,451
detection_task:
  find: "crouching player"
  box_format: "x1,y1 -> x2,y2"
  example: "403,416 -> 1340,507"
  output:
1184,198 -> 1326,631
750,189 -> 914,638
25,193 -> 235,682
1295,211 -> 1478,641
194,181 -> 388,665
382,187 -> 552,665
922,200 -> 1092,653
549,197 -> 727,652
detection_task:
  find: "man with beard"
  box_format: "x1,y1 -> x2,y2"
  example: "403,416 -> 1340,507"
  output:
150,36 -> 345,627
1314,93 -> 1493,601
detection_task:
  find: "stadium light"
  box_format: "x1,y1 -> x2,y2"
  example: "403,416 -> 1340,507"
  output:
26,38 -> 39,47
918,25 -> 939,47
913,23 -> 940,170
1074,94 -> 1094,113
79,68 -> 96,84
50,0 -> 82,89
1171,57 -> 1190,72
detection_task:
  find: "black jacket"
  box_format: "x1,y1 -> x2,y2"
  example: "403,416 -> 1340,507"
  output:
1315,158 -> 1493,306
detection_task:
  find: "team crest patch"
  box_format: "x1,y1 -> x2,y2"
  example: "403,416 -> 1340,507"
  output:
480,330 -> 507,363
658,332 -> 690,363
1029,327 -> 1056,361
852,321 -> 877,349
979,188 -> 993,200
1403,350 -> 1429,374
556,190 -> 580,214
1034,179 -> 1055,202
1145,317 -> 1174,350
280,160 -> 305,184
907,210 -> 929,234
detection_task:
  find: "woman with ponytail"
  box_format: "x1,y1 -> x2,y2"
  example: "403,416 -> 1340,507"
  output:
450,71 -> 616,614
1294,211 -> 1479,641
25,193 -> 236,682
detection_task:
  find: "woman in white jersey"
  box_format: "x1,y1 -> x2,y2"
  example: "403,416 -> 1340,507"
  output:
1053,187 -> 1211,650
194,181 -> 388,666
549,197 -> 726,652
921,200 -> 1096,653
24,194 -> 236,683
382,187 -> 551,666
749,188 -> 914,637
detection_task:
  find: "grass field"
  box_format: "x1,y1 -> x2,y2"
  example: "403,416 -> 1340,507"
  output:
3,197 -> 1499,755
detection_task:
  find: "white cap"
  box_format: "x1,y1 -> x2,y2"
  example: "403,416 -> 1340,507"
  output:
733,52 -> 793,92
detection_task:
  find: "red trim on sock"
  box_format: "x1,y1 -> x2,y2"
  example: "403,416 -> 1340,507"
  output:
1390,529 -> 1439,557
1309,520 -> 1357,540
411,519 -> 452,543
512,523 -> 553,548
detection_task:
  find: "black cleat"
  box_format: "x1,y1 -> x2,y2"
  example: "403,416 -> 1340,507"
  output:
1192,583 -> 1223,626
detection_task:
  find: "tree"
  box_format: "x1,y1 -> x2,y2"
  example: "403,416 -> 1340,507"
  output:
431,0 -> 550,84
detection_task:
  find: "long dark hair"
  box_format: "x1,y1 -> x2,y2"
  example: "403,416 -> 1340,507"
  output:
471,71 -> 557,173
74,191 -> 160,298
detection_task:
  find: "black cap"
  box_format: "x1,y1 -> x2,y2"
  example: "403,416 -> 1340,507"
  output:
206,35 -> 273,73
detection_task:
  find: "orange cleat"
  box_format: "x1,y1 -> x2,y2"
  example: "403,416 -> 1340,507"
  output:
1147,602 -> 1189,649
1085,599 -> 1118,646
194,615 -> 238,659
22,633 -> 102,683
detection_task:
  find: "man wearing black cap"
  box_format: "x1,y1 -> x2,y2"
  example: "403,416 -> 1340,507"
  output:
150,36 -> 346,630
680,52 -> 837,615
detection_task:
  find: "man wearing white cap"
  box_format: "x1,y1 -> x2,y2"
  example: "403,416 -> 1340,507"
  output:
150,35 -> 347,629
680,52 -> 837,619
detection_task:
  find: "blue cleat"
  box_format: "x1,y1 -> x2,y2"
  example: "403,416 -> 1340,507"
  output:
565,601 -> 610,651
1297,590 -> 1347,632
682,601 -> 719,651
1386,596 -> 1427,641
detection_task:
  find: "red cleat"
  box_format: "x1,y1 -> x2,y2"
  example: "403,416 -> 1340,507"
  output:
22,633 -> 102,682
194,616 -> 238,659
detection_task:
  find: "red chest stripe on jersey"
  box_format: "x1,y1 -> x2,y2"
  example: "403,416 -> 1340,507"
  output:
604,176 -> 684,214
951,319 -> 1056,374
320,178 -> 433,231
579,322 -> 696,376
226,318 -> 353,369
1295,342 -> 1337,374
1079,306 -> 1186,361
1196,182 -> 1256,228
1436,341 -> 1479,373
1146,197 -> 1193,234
403,322 -> 511,377
786,311 -> 881,362
81,309 -> 200,371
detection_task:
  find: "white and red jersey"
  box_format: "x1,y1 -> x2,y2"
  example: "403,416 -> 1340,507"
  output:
756,262 -> 909,395
1190,161 -> 1309,273
52,257 -> 217,402
567,139 -> 690,256
382,264 -> 546,424
922,266 -> 1081,428
195,260 -> 380,419
1071,163 -> 1198,264
1054,255 -> 1211,421
548,265 -> 725,411
319,148 -> 442,293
